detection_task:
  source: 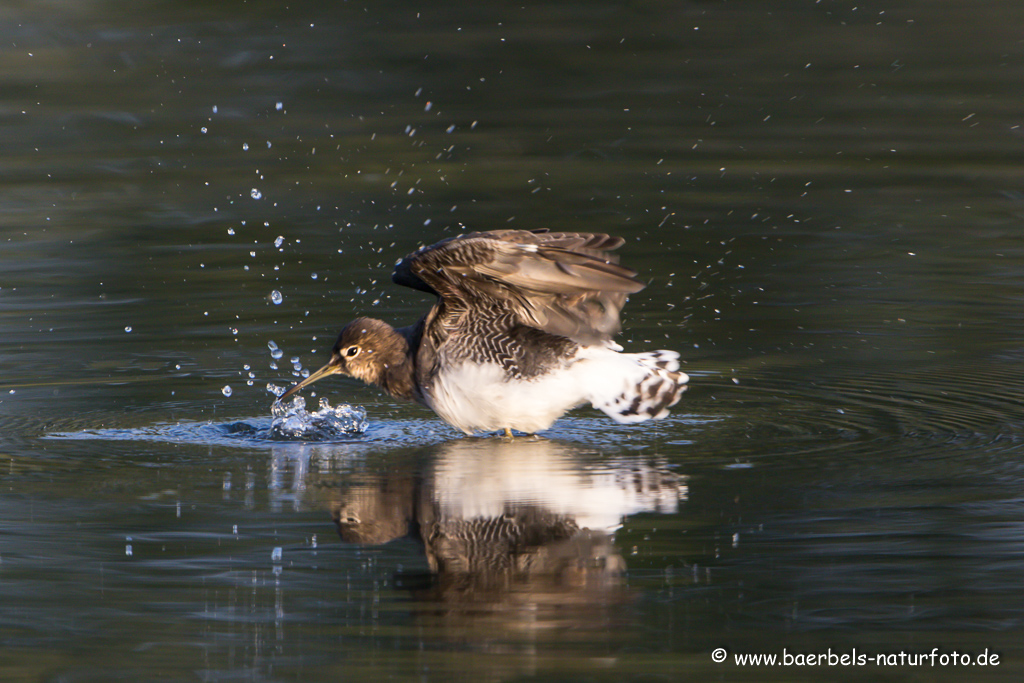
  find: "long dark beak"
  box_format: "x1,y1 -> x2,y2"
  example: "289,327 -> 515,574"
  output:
277,362 -> 346,403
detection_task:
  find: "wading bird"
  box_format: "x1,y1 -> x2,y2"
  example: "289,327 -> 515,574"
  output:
277,229 -> 688,436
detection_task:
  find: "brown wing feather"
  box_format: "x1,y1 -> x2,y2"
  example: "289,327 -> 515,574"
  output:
391,229 -> 643,344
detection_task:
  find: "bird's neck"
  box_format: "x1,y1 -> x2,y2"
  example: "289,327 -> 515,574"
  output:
376,324 -> 422,403
379,357 -> 418,403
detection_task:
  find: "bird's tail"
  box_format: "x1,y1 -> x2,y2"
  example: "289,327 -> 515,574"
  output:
589,350 -> 689,423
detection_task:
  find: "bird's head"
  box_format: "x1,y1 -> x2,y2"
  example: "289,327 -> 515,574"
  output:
277,317 -> 402,402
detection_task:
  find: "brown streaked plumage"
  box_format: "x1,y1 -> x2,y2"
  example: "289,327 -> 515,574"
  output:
277,229 -> 688,435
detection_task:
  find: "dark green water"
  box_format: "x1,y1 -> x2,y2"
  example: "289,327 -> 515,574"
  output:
4,1 -> 1024,680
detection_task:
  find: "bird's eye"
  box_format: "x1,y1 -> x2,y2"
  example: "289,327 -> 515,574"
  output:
345,346 -> 360,357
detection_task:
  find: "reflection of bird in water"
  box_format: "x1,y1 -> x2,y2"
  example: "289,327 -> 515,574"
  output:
333,476 -> 621,585
278,229 -> 688,435
330,438 -> 686,596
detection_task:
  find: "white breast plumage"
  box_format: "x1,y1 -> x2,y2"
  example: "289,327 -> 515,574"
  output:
423,345 -> 688,435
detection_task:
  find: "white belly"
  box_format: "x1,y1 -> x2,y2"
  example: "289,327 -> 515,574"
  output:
421,345 -> 688,435
423,361 -> 586,435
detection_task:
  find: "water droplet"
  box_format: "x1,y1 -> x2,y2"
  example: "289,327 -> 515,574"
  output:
250,188 -> 262,200
275,102 -> 283,111
242,142 -> 249,151
221,385 -> 233,397
270,290 -> 283,305
212,105 -> 218,114
274,235 -> 285,248
271,546 -> 283,561
227,227 -> 235,235
124,326 -> 132,333
311,272 -> 318,280
200,126 -> 208,134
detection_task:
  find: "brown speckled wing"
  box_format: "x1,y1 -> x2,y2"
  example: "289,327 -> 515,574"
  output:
391,229 -> 644,344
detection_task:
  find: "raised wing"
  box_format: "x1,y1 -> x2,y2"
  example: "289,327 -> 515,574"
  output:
392,229 -> 644,343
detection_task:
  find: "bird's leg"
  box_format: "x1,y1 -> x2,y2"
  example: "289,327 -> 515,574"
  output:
503,427 -> 514,439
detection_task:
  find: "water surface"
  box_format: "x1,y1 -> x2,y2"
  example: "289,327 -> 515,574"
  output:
3,1 -> 1024,681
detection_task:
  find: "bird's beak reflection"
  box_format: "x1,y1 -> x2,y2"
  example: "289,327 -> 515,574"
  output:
277,361 -> 345,403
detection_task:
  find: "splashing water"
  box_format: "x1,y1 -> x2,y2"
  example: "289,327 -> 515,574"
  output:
270,395 -> 368,440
